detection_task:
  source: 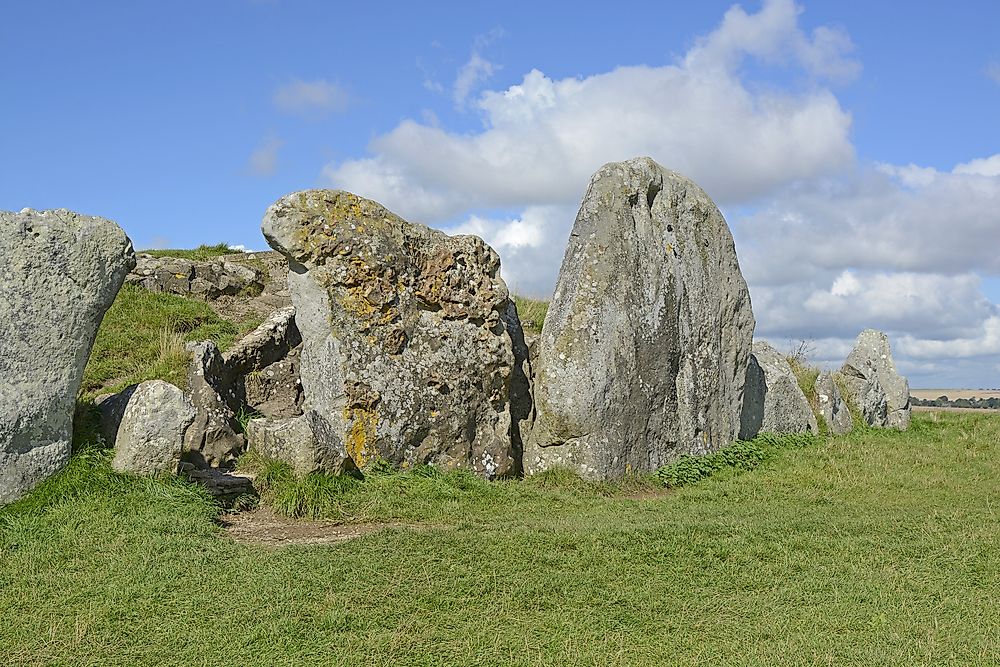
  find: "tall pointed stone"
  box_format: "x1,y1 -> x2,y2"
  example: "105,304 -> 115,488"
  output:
840,329 -> 910,430
525,158 -> 755,479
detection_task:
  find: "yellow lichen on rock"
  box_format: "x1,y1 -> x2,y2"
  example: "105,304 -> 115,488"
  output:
343,405 -> 378,468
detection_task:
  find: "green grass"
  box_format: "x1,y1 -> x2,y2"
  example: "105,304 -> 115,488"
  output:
1,411 -> 998,665
139,242 -> 235,261
82,283 -> 260,397
513,295 -> 549,333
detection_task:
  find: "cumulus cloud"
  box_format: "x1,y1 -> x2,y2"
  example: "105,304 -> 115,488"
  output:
246,136 -> 284,176
323,0 -> 855,222
273,79 -> 351,117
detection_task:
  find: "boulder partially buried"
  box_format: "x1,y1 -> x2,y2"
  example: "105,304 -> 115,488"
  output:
525,158 -> 755,479
1,209 -> 135,503
815,370 -> 853,435
840,329 -> 910,430
112,380 -> 195,476
261,190 -> 529,478
246,412 -> 352,476
739,341 -> 818,437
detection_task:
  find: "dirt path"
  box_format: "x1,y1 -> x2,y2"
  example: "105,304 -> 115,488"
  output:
219,507 -> 410,547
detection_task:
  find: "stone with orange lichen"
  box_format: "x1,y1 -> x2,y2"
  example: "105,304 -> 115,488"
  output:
262,190 -> 531,478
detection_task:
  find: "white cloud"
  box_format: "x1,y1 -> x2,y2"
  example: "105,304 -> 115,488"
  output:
246,136 -> 284,176
323,0 -> 855,222
986,61 -> 1000,85
453,28 -> 504,107
273,79 -> 351,117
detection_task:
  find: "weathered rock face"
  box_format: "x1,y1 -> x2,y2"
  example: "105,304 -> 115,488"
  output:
262,190 -> 528,478
840,329 -> 910,430
222,306 -> 304,419
525,158 -> 755,479
246,412 -> 353,476
183,342 -> 245,469
1,209 -> 135,503
127,253 -> 264,300
112,381 -> 195,476
740,342 -> 818,437
815,371 -> 853,435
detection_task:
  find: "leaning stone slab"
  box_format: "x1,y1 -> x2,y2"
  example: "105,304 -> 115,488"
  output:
112,380 -> 195,476
839,329 -> 909,429
815,370 -> 853,434
740,341 -> 818,437
246,412 -> 353,476
262,190 -> 529,478
1,208 -> 135,503
525,158 -> 755,480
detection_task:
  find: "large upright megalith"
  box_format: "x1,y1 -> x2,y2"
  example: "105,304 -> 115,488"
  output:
525,157 -> 755,479
261,190 -> 529,478
840,329 -> 910,430
1,209 -> 135,503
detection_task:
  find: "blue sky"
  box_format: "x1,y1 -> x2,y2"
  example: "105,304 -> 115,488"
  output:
3,0 -> 1000,387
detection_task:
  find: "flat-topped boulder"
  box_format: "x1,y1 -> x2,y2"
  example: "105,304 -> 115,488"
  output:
740,341 -> 818,437
262,190 -> 530,478
1,208 -> 135,503
525,158 -> 755,480
840,329 -> 910,430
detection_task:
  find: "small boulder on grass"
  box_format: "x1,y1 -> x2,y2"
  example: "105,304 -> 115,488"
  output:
245,412 -> 355,477
112,380 -> 195,476
740,341 -> 818,438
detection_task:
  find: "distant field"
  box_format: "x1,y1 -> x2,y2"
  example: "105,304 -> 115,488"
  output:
911,389 -> 1000,400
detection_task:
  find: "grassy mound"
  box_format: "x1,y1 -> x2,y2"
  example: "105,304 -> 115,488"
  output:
139,242 -> 235,261
82,283 -> 259,397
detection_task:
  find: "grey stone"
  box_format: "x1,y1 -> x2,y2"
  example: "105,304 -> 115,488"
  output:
246,412 -> 354,476
524,158 -> 755,480
112,380 -> 195,476
183,341 -> 245,469
1,208 -> 135,503
815,371 -> 853,434
839,329 -> 910,429
262,189 -> 527,478
94,385 -> 138,446
740,341 -> 818,437
126,253 -> 264,300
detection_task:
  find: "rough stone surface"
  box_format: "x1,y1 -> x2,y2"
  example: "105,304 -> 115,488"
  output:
815,371 -> 853,434
262,189 -> 529,478
112,380 -> 195,476
94,385 -> 138,447
126,253 -> 264,300
740,342 -> 818,437
183,342 -> 245,469
1,208 -> 135,503
524,158 -> 755,479
840,329 -> 910,430
246,412 -> 354,476
222,306 -> 304,418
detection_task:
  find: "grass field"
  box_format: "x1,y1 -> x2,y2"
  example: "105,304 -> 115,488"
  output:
1,411 -> 997,666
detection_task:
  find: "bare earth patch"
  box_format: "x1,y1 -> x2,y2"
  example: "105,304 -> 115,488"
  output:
219,507 -> 409,547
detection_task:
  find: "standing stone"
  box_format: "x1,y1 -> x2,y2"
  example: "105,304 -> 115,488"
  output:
840,329 -> 910,430
525,158 -> 755,479
740,341 -> 818,437
183,341 -> 245,469
815,370 -> 853,434
1,209 -> 135,503
112,380 -> 195,476
262,190 -> 528,478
